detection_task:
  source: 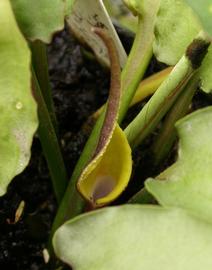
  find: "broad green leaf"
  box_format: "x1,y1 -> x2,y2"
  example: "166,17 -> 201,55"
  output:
185,0 -> 212,36
0,0 -> 38,195
10,0 -> 74,43
77,29 -> 132,208
54,205 -> 212,270
153,0 -> 202,65
146,107 -> 212,223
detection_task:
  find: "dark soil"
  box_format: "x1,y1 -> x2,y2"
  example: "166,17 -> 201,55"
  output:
0,26 -> 211,270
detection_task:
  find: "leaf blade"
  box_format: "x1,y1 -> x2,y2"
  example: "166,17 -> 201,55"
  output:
54,205 -> 212,270
146,107 -> 212,223
153,0 -> 202,65
10,0 -> 73,43
0,0 -> 38,195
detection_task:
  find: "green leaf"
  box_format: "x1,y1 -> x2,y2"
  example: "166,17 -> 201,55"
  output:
54,205 -> 212,270
146,107 -> 212,223
185,0 -> 212,36
199,44 -> 212,93
10,0 -> 74,43
0,0 -> 38,195
153,0 -> 202,65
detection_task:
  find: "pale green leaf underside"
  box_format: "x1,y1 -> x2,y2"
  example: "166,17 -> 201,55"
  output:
146,107 -> 212,223
153,0 -> 202,65
0,0 -> 38,195
54,205 -> 212,270
10,0 -> 74,43
185,0 -> 212,36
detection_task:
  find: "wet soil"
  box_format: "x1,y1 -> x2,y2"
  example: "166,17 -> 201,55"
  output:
0,26 -> 211,270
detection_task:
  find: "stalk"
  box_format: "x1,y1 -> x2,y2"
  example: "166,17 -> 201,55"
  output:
118,16 -> 155,121
152,76 -> 199,165
124,56 -> 194,147
31,40 -> 58,131
32,69 -> 68,203
125,36 -> 210,148
92,67 -> 172,119
130,67 -> 173,107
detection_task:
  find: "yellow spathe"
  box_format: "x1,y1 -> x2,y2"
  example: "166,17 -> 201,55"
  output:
77,124 -> 132,207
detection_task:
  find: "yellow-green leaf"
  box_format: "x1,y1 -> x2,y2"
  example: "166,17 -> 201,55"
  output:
10,0 -> 74,43
0,0 -> 38,195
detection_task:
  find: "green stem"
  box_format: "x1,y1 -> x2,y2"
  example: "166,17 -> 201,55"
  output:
31,40 -> 58,131
92,66 -> 172,120
124,56 -> 196,148
124,34 -> 211,148
130,67 -> 173,107
118,16 -> 155,122
152,75 -> 199,165
32,69 -> 68,203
